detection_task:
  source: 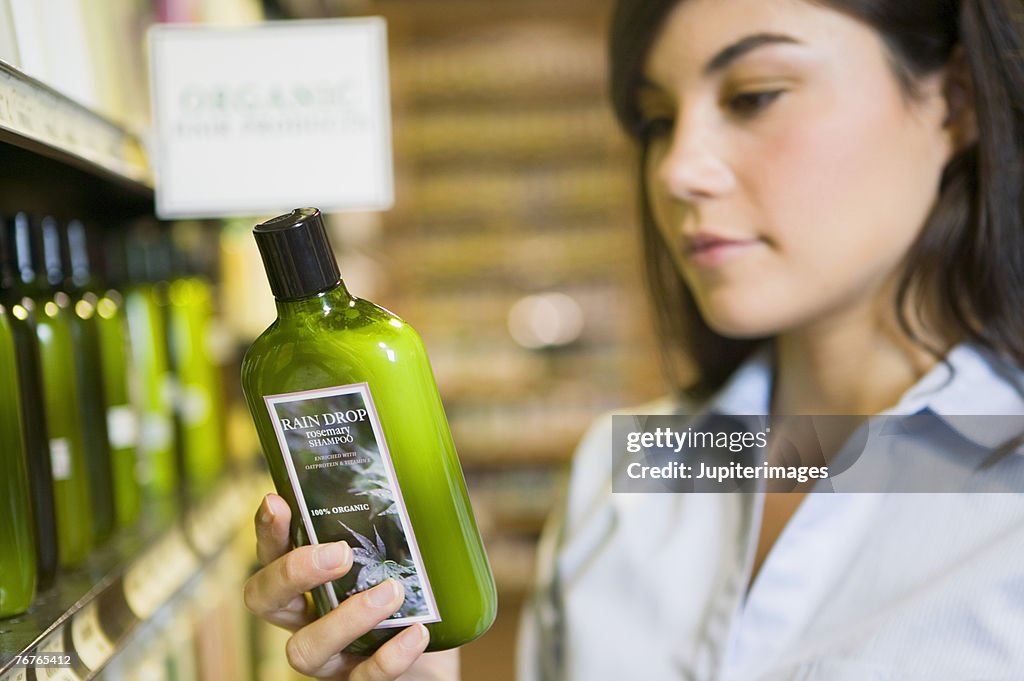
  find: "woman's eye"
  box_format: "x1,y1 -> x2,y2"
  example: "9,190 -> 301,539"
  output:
727,90 -> 783,117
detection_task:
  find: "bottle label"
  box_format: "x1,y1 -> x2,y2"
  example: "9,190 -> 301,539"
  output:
106,404 -> 139,449
50,439 -> 72,481
179,384 -> 211,426
265,383 -> 440,627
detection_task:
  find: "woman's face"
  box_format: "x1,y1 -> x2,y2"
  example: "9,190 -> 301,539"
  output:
641,0 -> 957,338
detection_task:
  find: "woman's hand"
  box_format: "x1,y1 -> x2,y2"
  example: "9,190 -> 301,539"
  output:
244,493 -> 461,680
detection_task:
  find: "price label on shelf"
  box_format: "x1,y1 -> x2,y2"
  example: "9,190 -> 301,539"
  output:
123,528 -> 199,619
148,18 -> 394,218
33,626 -> 80,681
70,601 -> 114,671
0,667 -> 28,681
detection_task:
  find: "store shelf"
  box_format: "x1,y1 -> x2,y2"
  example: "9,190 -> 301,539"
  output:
0,470 -> 264,681
0,61 -> 152,218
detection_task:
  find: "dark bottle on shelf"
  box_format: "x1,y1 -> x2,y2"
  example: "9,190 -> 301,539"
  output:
241,208 -> 496,654
41,216 -> 116,542
8,213 -> 94,567
64,219 -> 141,528
0,215 -> 59,589
0,301 -> 38,618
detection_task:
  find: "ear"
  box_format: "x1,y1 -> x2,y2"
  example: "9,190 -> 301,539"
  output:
941,45 -> 977,151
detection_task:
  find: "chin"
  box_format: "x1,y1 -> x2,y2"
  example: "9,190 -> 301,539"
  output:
695,297 -> 790,340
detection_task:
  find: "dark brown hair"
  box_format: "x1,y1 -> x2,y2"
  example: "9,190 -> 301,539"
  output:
609,0 -> 1024,399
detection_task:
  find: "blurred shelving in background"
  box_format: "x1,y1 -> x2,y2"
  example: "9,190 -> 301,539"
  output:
0,0 -> 666,679
371,0 -> 664,597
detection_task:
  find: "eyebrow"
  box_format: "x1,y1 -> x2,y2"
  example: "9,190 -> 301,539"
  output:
704,32 -> 802,76
638,32 -> 803,101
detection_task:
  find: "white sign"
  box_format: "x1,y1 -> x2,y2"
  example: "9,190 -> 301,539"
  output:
149,18 -> 394,218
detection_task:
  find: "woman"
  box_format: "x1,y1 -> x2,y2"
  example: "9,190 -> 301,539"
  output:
244,0 -> 1024,678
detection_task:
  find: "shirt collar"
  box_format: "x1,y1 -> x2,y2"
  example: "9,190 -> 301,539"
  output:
700,342 -> 1024,450
887,343 -> 1024,451
703,345 -> 774,416
891,343 -> 1024,416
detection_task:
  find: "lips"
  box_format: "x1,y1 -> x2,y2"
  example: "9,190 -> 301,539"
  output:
684,233 -> 761,267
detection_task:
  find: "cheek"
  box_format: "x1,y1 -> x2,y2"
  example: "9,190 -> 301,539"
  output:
754,91 -> 945,290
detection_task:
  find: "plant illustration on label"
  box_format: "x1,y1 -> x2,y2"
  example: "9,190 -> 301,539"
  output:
342,521 -> 429,620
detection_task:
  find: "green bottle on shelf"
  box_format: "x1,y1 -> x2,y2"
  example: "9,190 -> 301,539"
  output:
65,220 -> 141,528
11,213 -> 94,568
168,272 -> 226,497
119,228 -> 177,502
164,223 -> 227,497
43,216 -> 116,542
0,302 -> 38,618
0,216 -> 59,590
241,208 -> 496,654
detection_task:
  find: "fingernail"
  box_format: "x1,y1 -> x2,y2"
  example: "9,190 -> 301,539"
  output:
366,579 -> 400,608
258,495 -> 275,525
397,623 -> 428,650
312,542 -> 350,571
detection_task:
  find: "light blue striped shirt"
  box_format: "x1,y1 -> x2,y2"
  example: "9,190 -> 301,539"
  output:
519,343 -> 1024,680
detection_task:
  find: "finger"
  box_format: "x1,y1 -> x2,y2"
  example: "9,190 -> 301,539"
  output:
284,579 -> 406,677
255,493 -> 292,566
349,624 -> 430,681
244,540 -> 352,629
250,591 -> 313,632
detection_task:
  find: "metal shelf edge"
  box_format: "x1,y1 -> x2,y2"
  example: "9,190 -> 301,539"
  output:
0,61 -> 153,194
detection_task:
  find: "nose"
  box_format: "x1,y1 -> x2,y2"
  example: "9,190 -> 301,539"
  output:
655,116 -> 736,202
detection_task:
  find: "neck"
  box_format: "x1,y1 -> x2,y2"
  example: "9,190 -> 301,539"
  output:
275,281 -> 350,320
772,295 -> 943,416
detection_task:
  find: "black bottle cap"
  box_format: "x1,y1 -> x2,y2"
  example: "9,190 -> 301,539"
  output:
253,208 -> 341,301
62,220 -> 94,290
0,215 -> 16,291
39,216 -> 66,289
1,213 -> 44,290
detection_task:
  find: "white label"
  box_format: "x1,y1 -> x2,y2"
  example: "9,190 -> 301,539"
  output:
265,383 -> 439,627
123,529 -> 199,619
106,404 -> 139,449
49,438 -> 71,480
70,601 -> 114,671
34,627 -> 80,681
135,413 -> 173,485
180,385 -> 211,426
140,414 -> 173,452
33,667 -> 78,681
148,18 -> 394,219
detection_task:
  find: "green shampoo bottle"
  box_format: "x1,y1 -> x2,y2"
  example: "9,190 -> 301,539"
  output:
241,208 -> 496,654
168,273 -> 226,496
120,229 -> 177,502
0,303 -> 37,618
65,220 -> 141,528
43,217 -> 116,543
11,214 -> 94,568
0,215 -> 58,589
